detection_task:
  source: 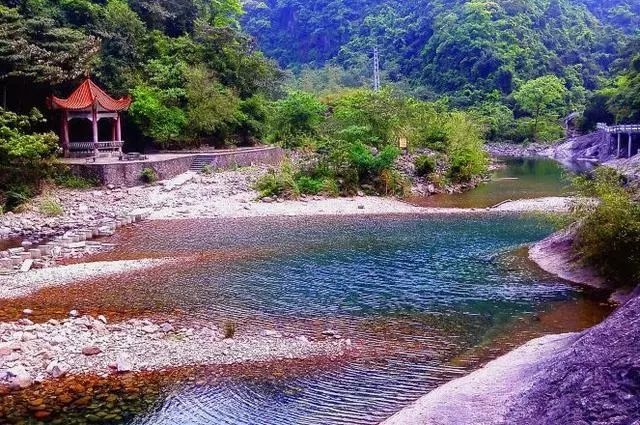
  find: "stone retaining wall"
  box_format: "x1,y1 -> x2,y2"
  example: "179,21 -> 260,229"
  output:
67,147 -> 284,187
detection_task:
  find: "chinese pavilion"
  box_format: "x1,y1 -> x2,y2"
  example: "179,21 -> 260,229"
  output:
48,78 -> 132,157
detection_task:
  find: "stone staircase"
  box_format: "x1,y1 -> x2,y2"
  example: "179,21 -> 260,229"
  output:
189,155 -> 217,172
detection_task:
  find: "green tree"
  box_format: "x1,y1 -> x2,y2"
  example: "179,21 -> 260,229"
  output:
268,91 -> 327,148
185,66 -> 240,141
0,108 -> 59,210
513,75 -> 568,141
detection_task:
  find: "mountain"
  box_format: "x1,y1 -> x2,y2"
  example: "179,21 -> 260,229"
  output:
243,0 -> 639,105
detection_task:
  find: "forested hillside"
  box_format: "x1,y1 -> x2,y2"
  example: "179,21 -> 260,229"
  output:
243,0 -> 639,114
0,0 -> 281,147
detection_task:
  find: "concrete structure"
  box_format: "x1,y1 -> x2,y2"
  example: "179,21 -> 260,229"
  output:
61,146 -> 285,187
597,123 -> 640,158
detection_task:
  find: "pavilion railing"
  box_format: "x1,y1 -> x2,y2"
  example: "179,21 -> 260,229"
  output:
68,141 -> 124,152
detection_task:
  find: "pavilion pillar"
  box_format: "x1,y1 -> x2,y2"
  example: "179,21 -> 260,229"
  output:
92,107 -> 99,156
629,133 -> 633,158
116,113 -> 122,142
61,111 -> 70,157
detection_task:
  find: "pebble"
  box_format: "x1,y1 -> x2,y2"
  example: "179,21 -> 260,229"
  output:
81,346 -> 102,356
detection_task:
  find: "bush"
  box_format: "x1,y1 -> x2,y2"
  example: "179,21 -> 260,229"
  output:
268,91 -> 327,148
415,155 -> 436,177
295,175 -> 324,195
39,197 -> 63,217
201,164 -> 214,175
53,170 -> 98,189
140,167 -> 158,184
254,161 -> 299,199
445,112 -> 489,182
572,167 -> 640,287
0,108 -> 59,211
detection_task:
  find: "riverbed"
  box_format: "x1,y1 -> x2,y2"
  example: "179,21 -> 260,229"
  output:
0,214 -> 611,424
0,158 -> 611,424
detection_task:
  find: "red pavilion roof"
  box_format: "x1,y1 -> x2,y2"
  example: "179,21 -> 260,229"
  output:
48,79 -> 131,112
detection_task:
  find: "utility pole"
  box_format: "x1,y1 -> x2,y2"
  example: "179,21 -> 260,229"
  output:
373,47 -> 381,92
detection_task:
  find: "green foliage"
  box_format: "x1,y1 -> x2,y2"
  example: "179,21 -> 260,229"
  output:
0,108 -> 58,211
140,167 -> 158,184
513,75 -> 568,142
53,170 -> 98,189
444,112 -> 489,182
243,0 -> 635,121
325,89 -> 403,147
572,167 -> 640,287
39,197 -> 63,217
415,155 -> 436,177
185,66 -> 240,140
268,91 -> 327,148
608,54 -> 640,123
129,86 -> 188,145
201,164 -> 214,175
254,160 -> 300,199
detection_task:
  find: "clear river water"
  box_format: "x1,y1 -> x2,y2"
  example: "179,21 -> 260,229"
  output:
0,159 -> 610,424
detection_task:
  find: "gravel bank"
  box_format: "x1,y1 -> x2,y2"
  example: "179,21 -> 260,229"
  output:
0,259 -> 169,299
0,314 -> 352,390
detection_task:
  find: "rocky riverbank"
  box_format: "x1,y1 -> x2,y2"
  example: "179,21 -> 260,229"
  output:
0,312 -> 352,391
528,227 -> 606,288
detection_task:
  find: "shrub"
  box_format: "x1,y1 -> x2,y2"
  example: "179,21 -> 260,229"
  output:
5,185 -> 33,212
268,91 -> 327,148
201,164 -> 214,175
295,175 -> 324,195
39,197 -> 63,217
140,167 -> 158,184
379,169 -> 410,196
445,112 -> 489,183
572,167 -> 640,287
414,155 -> 436,177
254,161 -> 299,199
321,178 -> 340,197
223,321 -> 236,339
53,170 -> 98,189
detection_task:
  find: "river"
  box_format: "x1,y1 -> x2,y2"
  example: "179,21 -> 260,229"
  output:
0,159 -> 610,424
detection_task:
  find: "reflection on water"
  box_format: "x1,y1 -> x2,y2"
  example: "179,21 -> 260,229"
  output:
0,215 -> 612,424
408,157 -> 575,208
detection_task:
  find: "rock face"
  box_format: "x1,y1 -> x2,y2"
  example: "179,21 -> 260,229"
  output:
383,294 -> 640,425
529,227 -> 606,288
505,294 -> 640,424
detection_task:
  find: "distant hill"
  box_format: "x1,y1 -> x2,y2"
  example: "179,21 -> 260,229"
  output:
243,0 -> 639,105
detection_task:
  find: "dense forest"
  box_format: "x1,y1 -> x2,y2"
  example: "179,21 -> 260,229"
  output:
0,0 -> 639,211
244,0 -> 640,131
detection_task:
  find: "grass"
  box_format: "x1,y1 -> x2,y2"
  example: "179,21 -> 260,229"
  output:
39,197 -> 64,217
53,172 -> 98,189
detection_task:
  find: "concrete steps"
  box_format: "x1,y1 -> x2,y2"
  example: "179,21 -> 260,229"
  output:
190,156 -> 217,172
